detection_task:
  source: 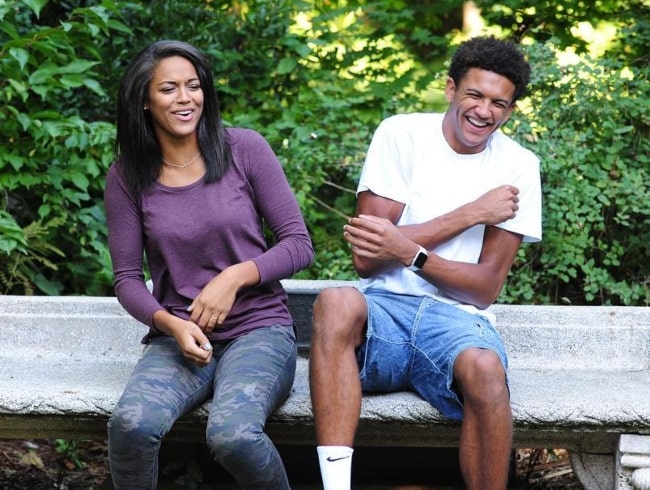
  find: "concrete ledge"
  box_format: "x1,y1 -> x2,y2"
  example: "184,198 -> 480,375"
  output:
1,279 -> 650,489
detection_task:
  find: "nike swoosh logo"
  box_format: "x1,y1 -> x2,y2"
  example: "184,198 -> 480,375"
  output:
326,455 -> 351,462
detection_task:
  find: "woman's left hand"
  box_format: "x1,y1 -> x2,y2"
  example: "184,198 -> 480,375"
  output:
187,261 -> 261,332
187,272 -> 238,332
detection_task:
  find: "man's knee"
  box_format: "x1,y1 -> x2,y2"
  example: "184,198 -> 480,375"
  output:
454,348 -> 508,403
312,287 -> 366,345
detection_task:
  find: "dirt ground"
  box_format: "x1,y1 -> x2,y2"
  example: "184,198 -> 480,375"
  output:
0,439 -> 582,489
0,439 -> 108,490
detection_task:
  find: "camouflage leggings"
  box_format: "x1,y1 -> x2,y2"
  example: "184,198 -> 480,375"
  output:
107,324 -> 296,490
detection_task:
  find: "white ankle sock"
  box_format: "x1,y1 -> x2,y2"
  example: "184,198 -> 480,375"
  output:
317,445 -> 354,490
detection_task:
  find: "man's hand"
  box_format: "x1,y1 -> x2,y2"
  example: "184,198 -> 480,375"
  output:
471,185 -> 520,225
344,214 -> 418,267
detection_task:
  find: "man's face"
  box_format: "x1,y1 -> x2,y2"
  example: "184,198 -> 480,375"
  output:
442,68 -> 516,154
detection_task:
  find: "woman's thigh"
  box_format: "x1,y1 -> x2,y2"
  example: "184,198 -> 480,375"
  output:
110,336 -> 216,436
208,325 -> 297,433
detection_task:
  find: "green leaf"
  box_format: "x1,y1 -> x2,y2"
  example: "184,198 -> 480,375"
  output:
70,173 -> 90,191
60,73 -> 84,88
8,47 -> 29,70
31,272 -> 64,296
38,204 -> 52,219
7,79 -> 29,102
277,57 -> 298,74
22,0 -> 48,18
0,212 -> 28,254
82,78 -> 105,96
0,19 -> 19,39
29,63 -> 58,85
5,153 -> 25,171
59,60 -> 100,74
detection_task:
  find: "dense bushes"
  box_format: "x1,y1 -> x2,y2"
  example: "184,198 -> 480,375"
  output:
0,0 -> 648,305
0,1 -> 121,294
504,42 -> 649,305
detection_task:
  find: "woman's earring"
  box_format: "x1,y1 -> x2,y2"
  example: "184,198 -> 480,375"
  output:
143,105 -> 149,110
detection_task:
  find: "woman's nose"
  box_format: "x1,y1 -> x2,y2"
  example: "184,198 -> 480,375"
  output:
177,87 -> 191,102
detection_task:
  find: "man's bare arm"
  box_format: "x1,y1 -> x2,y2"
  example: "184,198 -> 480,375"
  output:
416,225 -> 522,309
347,187 -> 520,277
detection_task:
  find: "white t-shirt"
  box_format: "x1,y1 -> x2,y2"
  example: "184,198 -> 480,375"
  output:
357,112 -> 542,320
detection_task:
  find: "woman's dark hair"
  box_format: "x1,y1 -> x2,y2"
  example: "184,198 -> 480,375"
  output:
448,36 -> 531,103
115,40 -> 232,194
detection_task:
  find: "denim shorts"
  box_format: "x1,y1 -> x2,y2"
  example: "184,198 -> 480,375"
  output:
356,289 -> 508,421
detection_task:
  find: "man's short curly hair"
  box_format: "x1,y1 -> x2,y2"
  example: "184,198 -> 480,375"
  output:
448,36 -> 531,102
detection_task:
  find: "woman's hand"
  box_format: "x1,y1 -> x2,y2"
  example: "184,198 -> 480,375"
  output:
187,274 -> 238,332
152,310 -> 214,366
187,261 -> 260,333
172,320 -> 214,367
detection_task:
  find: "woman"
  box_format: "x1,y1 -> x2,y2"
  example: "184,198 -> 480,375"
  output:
104,40 -> 314,489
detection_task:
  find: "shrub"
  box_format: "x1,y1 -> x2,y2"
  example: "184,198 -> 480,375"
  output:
0,0 -> 127,294
502,39 -> 649,305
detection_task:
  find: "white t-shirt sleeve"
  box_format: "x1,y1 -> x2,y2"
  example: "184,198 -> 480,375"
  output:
357,116 -> 413,205
493,150 -> 542,243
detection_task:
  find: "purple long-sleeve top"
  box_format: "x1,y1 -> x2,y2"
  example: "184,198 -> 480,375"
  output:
104,128 -> 314,342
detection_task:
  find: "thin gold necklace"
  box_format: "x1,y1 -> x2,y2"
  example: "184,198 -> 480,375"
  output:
162,151 -> 201,169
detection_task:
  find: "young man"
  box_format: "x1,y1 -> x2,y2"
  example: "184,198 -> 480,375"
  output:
309,36 -> 542,490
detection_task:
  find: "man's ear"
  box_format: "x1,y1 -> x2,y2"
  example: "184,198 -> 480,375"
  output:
444,77 -> 456,103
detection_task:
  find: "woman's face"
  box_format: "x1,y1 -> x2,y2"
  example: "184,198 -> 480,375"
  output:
146,55 -> 204,144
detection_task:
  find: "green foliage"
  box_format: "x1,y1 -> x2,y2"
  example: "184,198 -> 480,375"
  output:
0,210 -> 27,254
1,0 -> 648,305
500,39 -> 649,305
474,0 -> 648,56
54,439 -> 86,470
0,0 -> 127,295
0,216 -> 66,295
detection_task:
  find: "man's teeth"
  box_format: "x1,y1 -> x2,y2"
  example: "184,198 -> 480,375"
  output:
468,116 -> 488,127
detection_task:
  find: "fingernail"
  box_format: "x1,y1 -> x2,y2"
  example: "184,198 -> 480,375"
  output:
201,342 -> 213,351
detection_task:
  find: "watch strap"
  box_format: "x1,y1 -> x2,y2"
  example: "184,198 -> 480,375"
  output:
406,245 -> 429,272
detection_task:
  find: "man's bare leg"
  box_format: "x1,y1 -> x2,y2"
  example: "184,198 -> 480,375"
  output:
309,287 -> 368,489
455,348 -> 513,490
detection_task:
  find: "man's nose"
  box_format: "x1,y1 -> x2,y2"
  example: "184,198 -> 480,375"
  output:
475,99 -> 491,117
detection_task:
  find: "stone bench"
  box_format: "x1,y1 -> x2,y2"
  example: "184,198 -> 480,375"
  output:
1,279 -> 649,489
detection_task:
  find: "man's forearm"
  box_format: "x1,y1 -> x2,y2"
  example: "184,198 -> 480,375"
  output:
398,200 -> 482,250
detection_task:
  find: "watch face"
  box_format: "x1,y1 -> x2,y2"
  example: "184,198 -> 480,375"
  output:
413,251 -> 428,268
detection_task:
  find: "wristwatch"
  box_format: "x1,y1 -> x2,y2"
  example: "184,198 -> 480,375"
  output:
406,245 -> 429,272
